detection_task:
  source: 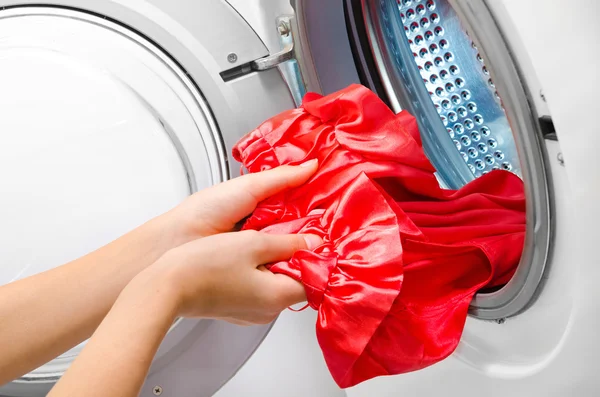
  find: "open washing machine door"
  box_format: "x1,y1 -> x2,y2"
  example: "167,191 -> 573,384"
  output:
0,1 -> 303,396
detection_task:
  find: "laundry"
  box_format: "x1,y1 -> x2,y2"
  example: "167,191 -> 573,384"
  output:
232,84 -> 526,388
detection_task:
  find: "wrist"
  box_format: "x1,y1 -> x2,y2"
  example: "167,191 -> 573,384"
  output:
146,247 -> 213,318
142,208 -> 203,257
124,257 -> 183,320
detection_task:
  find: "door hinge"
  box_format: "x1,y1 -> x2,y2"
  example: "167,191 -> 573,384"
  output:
250,41 -> 295,71
220,19 -> 295,82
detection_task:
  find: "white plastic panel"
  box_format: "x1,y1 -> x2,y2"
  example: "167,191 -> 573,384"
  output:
225,0 -> 294,54
0,7 -> 226,383
214,310 -> 345,397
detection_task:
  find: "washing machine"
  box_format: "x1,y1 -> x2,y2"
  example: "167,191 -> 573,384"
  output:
0,0 -> 598,396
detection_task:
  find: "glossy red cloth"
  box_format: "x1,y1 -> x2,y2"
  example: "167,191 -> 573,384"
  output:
232,84 -> 525,388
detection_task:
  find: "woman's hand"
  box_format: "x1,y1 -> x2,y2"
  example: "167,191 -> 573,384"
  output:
49,214 -> 322,397
151,230 -> 321,325
165,159 -> 318,243
0,160 -> 318,386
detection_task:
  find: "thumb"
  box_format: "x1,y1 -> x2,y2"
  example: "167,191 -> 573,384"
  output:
251,232 -> 323,265
268,273 -> 307,307
191,160 -> 319,233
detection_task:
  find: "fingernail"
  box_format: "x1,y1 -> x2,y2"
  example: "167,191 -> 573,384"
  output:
303,234 -> 323,250
299,158 -> 318,168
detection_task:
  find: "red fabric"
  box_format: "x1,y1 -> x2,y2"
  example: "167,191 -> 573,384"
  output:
232,84 -> 525,388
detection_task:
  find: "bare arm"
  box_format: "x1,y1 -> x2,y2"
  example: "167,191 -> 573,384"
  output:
48,231 -> 317,397
0,161 -> 317,385
0,216 -> 176,384
46,264 -> 180,397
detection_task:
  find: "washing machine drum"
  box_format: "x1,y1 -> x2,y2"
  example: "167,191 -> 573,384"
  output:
0,8 -> 267,397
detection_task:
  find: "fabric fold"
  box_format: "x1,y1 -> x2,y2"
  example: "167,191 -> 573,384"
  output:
232,84 -> 525,388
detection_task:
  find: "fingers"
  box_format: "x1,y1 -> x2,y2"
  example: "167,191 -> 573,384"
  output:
248,270 -> 307,313
198,161 -> 318,231
235,159 -> 318,205
256,265 -> 306,307
248,232 -> 322,265
237,231 -> 313,309
267,273 -> 307,307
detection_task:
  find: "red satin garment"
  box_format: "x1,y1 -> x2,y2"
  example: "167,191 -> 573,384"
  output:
232,84 -> 525,388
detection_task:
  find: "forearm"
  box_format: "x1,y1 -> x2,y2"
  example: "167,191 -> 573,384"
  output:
0,215 -> 178,384
48,265 -> 179,397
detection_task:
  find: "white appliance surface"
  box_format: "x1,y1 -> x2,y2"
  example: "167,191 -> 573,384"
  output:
215,310 -> 345,397
0,0 -> 597,396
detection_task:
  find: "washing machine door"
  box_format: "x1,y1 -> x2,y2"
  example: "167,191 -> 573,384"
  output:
0,2 -> 296,396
